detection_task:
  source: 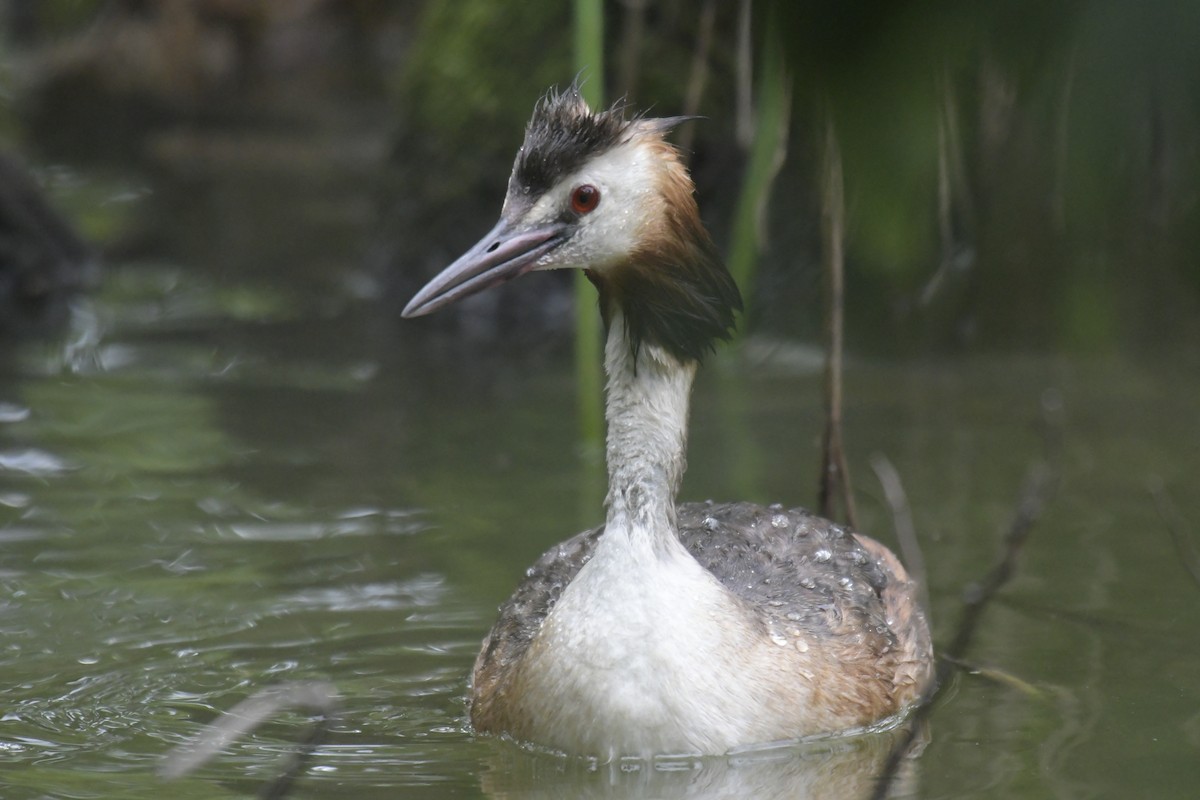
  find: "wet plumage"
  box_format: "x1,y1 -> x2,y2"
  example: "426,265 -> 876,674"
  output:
470,502 -> 932,752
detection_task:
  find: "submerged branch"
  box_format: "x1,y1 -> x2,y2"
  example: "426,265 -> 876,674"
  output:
870,389 -> 1063,799
161,681 -> 341,799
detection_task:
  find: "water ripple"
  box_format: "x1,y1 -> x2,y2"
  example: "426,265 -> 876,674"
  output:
0,401 -> 31,423
0,448 -> 76,475
275,574 -> 447,613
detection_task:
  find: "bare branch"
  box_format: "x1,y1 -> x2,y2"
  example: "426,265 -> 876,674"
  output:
161,681 -> 341,798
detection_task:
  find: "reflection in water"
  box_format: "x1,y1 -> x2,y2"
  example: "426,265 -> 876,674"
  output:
480,726 -> 926,800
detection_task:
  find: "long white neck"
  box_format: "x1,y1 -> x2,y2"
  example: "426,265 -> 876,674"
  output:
601,311 -> 696,552
512,310 -> 774,758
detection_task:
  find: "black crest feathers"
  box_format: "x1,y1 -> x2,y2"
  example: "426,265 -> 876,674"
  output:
515,85 -> 742,364
510,85 -> 633,199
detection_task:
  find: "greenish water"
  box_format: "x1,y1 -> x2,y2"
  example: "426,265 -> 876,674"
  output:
2,260 -> 1199,799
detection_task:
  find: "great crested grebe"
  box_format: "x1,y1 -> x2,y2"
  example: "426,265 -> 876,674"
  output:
403,86 -> 933,759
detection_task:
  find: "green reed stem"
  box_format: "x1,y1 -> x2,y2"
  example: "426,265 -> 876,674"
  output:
573,0 -> 606,453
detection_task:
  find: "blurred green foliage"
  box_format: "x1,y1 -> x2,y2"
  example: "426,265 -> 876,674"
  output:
395,0 -> 1199,350
1,0 -> 1194,352
771,0 -> 1199,349
397,0 -> 573,169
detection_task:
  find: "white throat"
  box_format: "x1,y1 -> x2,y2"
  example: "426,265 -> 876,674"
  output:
510,311 -> 769,758
600,312 -> 695,555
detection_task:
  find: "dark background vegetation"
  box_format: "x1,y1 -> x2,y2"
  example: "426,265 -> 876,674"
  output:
1,0 -> 1197,356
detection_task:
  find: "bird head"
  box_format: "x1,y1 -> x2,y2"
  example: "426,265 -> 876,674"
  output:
403,85 -> 741,363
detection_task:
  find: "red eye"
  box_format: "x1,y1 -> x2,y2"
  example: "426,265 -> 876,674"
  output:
570,184 -> 601,214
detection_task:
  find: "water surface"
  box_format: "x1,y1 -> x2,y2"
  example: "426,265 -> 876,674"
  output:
2,259 -> 1198,799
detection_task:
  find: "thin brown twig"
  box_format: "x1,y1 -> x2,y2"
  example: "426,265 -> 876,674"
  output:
817,114 -> 858,529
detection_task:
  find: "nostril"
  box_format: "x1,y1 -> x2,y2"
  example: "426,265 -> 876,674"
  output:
486,242 -> 500,253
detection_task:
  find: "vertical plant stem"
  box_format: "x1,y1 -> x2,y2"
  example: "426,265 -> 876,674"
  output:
817,113 -> 858,528
727,17 -> 790,317
573,0 -> 605,455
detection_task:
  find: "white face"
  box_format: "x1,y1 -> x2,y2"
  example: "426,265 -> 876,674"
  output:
519,141 -> 662,274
